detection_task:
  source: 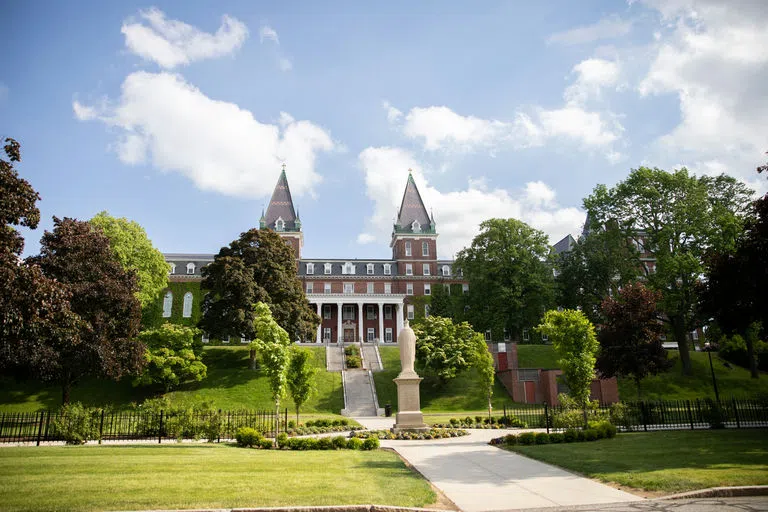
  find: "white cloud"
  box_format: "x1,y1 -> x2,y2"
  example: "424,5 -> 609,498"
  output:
259,25 -> 279,44
547,15 -> 632,45
402,106 -> 510,152
73,71 -> 335,198
565,58 -> 621,104
121,8 -> 248,69
537,105 -> 622,147
358,147 -> 585,257
382,101 -> 403,123
257,24 -> 292,72
278,58 -> 293,71
356,233 -> 376,244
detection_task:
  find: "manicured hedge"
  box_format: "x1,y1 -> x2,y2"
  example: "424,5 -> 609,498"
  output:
488,421 -> 617,447
236,428 -> 379,451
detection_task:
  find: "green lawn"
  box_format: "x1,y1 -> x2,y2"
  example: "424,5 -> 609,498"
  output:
0,444 -> 436,511
0,347 -> 343,415
374,346 -> 510,413
517,344 -> 560,368
507,429 -> 768,493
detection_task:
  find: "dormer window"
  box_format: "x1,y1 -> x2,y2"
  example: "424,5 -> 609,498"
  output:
383,264 -> 391,275
186,262 -> 195,275
275,217 -> 285,231
442,265 -> 450,276
412,220 -> 421,233
306,263 -> 314,275
342,262 -> 356,275
366,263 -> 374,275
324,263 -> 332,275
169,263 -> 176,275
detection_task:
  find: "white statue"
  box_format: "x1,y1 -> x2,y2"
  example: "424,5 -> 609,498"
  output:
398,320 -> 418,378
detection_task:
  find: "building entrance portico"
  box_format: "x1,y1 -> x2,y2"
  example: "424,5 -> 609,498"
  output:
343,323 -> 356,343
308,293 -> 406,344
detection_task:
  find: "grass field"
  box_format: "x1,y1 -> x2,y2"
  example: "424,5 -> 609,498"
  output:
0,444 -> 436,511
507,429 -> 768,493
0,347 -> 343,415
374,346 -> 510,412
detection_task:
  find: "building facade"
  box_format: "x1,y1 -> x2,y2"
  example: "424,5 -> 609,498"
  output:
163,167 -> 467,344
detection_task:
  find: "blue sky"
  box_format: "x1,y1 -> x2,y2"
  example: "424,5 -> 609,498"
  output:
2,0 -> 766,259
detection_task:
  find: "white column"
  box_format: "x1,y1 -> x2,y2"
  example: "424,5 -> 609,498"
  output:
358,302 -> 364,342
378,303 -> 384,343
336,302 -> 343,343
396,302 -> 404,340
316,303 -> 322,343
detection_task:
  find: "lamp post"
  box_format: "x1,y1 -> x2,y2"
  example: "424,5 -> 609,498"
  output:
704,342 -> 720,403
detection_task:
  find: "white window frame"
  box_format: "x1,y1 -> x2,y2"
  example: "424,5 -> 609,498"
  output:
367,263 -> 374,275
343,305 -> 355,320
542,333 -> 549,342
423,263 -> 430,276
275,217 -> 285,231
186,262 -> 195,275
367,305 -> 376,320
422,241 -> 429,256
324,283 -> 332,294
323,327 -> 331,342
462,283 -> 469,294
169,263 -> 176,275
407,304 -> 414,320
406,282 -> 414,295
343,282 -> 354,294
182,291 -> 193,318
324,263 -> 332,275
504,329 -> 510,341
367,282 -> 374,294
522,329 -> 530,341
384,305 -> 392,319
343,262 -> 356,275
306,282 -> 313,294
442,265 -> 450,276
405,241 -> 412,256
306,263 -> 314,274
384,282 -> 392,294
222,336 -> 230,344
323,305 -> 331,319
385,328 -> 393,343
367,328 -> 375,342
201,333 -> 209,344
412,220 -> 421,233
383,264 -> 391,275
424,304 -> 430,317
424,283 -> 431,295
405,263 -> 413,276
485,330 -> 492,342
691,330 -> 699,341
241,337 -> 249,344
162,291 -> 173,318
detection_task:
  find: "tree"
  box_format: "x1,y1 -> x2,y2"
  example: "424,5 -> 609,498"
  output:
700,192 -> 768,378
456,218 -> 555,340
89,211 -> 169,320
30,217 -> 145,403
287,347 -> 317,423
536,309 -> 598,408
584,167 -> 753,375
427,283 -> 454,320
135,324 -> 207,391
200,229 -> 319,343
249,302 -> 291,425
596,282 -> 670,396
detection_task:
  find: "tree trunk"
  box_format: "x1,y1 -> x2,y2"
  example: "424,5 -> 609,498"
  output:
746,337 -> 759,379
671,317 -> 692,375
296,406 -> 300,425
635,376 -> 642,399
61,382 -> 71,405
249,349 -> 257,370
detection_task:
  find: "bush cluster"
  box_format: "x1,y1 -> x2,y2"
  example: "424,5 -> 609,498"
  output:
489,421 -> 617,447
436,415 -> 526,429
344,345 -> 362,368
51,403 -> 102,445
235,428 -> 380,451
305,418 -> 350,427
351,428 -> 469,440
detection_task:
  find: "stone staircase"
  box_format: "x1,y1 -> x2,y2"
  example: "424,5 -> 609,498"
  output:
361,343 -> 382,371
342,369 -> 379,417
325,343 -> 344,372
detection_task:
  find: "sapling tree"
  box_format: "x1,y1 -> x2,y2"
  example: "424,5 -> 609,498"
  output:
287,346 -> 317,423
249,302 -> 291,431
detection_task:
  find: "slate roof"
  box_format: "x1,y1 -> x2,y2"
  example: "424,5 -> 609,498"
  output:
394,172 -> 434,234
263,167 -> 300,231
552,234 -> 576,255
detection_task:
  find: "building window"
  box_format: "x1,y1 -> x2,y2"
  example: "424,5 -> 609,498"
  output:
182,292 -> 193,318
323,327 -> 331,342
323,305 -> 331,319
186,262 -> 195,275
384,282 -> 392,294
367,305 -> 376,320
385,328 -> 393,342
306,282 -> 313,293
462,283 -> 469,294
306,263 -> 314,274
169,263 -> 176,275
485,330 -> 492,342
343,282 -> 354,294
201,333 -> 209,344
384,305 -> 392,319
405,241 -> 412,256
324,263 -> 332,274
342,262 -> 356,275
422,241 -> 429,256
324,283 -> 331,294
367,263 -> 374,275
423,263 -> 430,276
367,282 -> 374,294
424,283 -> 431,295
412,220 -> 421,233
498,343 -> 506,353
275,217 -> 285,231
343,305 -> 355,320
162,291 -> 173,318
522,329 -> 530,341
222,336 -> 230,344
406,283 -> 413,295
383,264 -> 391,275
691,330 -> 699,341
405,263 -> 413,276
367,328 -> 375,342
504,329 -> 510,341
425,304 -> 430,317
241,337 -> 249,344
442,265 -> 450,276
542,333 -> 549,342
407,304 -> 414,320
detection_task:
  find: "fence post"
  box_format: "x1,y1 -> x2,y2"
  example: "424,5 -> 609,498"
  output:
99,409 -> 105,444
686,400 -> 694,430
158,410 -> 164,444
36,411 -> 45,446
732,398 -> 740,429
217,409 -> 222,443
544,403 -> 550,434
284,408 -> 288,433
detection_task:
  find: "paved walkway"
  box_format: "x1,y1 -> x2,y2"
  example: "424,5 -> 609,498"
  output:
362,343 -> 382,371
343,371 -> 378,416
354,417 -> 642,512
326,344 -> 343,372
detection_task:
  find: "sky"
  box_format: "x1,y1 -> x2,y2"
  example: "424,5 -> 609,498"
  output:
2,0 -> 767,260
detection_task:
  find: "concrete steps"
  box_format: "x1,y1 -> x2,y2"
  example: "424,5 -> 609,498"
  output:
325,344 -> 344,372
341,369 -> 379,417
361,343 -> 382,371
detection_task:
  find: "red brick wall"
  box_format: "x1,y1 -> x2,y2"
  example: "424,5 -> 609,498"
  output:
392,238 -> 437,261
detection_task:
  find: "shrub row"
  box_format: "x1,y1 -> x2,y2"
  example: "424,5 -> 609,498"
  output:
489,421 -> 617,447
235,428 -> 379,450
435,415 -> 527,429
302,418 -> 350,428
351,428 -> 469,440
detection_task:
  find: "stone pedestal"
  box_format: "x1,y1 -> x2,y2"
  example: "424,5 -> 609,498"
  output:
393,375 -> 428,432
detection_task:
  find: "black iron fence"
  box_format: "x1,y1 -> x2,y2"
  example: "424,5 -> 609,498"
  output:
499,397 -> 768,432
0,408 -> 287,445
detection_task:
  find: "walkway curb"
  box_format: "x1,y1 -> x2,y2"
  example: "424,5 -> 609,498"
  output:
124,506 -> 453,512
661,485 -> 768,500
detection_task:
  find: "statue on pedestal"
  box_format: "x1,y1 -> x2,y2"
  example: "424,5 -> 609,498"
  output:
392,320 -> 428,432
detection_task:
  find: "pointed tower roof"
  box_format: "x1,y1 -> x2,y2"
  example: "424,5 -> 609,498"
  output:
263,164 -> 300,232
394,170 -> 434,234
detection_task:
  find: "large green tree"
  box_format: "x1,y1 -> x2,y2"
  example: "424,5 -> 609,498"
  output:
583,167 -> 753,375
135,324 -> 207,391
89,211 -> 169,319
30,217 -> 145,403
200,229 -> 319,342
537,309 -> 598,408
596,282 -> 670,396
455,218 -> 555,340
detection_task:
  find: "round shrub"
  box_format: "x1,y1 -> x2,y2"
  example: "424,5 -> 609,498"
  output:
347,437 -> 363,450
287,420 -> 296,429
584,429 -> 599,441
548,432 -> 564,444
535,433 -> 551,445
259,438 -> 274,449
318,437 -> 334,450
563,429 -> 577,443
235,427 -> 263,448
503,434 -> 518,446
576,430 -> 587,442
518,432 -> 536,445
362,436 -> 380,450
449,418 -> 459,426
464,416 -> 473,426
331,436 -> 348,449
305,438 -> 320,450
276,432 -> 289,448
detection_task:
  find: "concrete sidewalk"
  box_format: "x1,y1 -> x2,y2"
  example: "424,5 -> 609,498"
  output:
354,418 -> 642,512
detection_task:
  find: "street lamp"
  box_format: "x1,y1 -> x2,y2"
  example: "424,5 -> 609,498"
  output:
704,342 -> 720,403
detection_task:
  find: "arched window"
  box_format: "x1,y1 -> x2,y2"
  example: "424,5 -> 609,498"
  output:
169,263 -> 176,274
186,262 -> 195,275
412,220 -> 421,233
162,291 -> 173,318
275,217 -> 285,231
442,265 -> 450,276
182,292 -> 193,318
